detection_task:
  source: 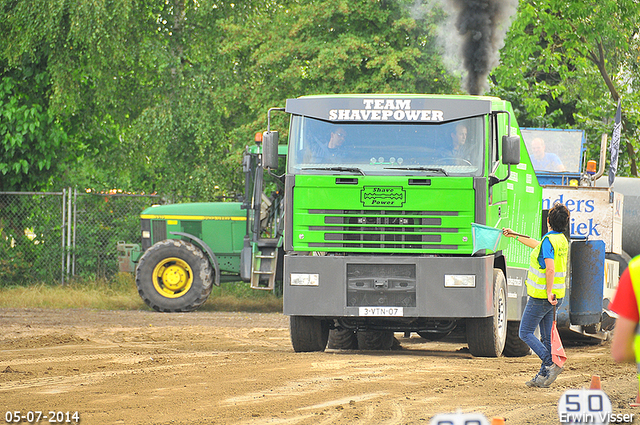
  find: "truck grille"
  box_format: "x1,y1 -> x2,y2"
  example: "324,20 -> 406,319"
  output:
307,209 -> 459,250
347,263 -> 416,307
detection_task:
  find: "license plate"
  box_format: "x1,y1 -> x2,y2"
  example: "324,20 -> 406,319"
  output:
358,307 -> 403,317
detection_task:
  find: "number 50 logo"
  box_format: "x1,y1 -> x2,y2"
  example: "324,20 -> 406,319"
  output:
558,389 -> 612,425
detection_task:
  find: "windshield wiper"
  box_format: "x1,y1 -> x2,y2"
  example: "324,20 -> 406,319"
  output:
303,167 -> 366,176
384,166 -> 449,176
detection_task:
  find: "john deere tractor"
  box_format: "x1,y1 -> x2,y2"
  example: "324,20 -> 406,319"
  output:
134,129 -> 286,312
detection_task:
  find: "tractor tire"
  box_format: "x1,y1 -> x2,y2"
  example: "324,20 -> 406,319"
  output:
290,316 -> 329,352
136,239 -> 213,312
356,330 -> 396,350
503,321 -> 531,357
466,268 -> 507,357
327,329 -> 358,350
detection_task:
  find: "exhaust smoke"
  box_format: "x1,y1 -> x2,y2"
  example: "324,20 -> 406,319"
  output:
441,0 -> 519,95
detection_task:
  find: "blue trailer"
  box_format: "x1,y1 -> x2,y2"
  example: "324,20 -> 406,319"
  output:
521,128 -> 628,340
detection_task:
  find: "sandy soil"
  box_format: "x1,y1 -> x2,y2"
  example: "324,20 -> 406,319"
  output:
0,308 -> 637,425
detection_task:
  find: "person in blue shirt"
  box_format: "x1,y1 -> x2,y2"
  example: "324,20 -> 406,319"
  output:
503,202 -> 570,388
530,137 -> 565,172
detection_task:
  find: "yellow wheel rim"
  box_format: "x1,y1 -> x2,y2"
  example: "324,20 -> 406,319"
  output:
152,257 -> 193,298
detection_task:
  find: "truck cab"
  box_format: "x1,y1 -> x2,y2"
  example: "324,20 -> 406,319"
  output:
273,94 -> 542,356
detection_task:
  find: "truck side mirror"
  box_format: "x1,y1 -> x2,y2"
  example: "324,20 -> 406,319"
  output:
262,131 -> 279,170
502,135 -> 520,165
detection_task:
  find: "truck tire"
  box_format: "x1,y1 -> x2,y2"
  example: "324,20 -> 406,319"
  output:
466,268 -> 507,357
356,330 -> 395,350
136,239 -> 213,312
503,321 -> 531,357
606,251 -> 631,273
290,316 -> 329,352
327,329 -> 358,350
417,330 -> 451,341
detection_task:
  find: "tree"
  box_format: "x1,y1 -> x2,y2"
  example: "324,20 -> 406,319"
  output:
122,0 -> 462,200
0,0 -> 157,191
491,0 -> 640,176
0,63 -> 69,190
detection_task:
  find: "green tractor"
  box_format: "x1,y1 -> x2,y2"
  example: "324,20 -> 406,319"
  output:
134,131 -> 286,312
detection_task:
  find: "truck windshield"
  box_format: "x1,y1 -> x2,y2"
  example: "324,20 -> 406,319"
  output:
288,116 -> 484,176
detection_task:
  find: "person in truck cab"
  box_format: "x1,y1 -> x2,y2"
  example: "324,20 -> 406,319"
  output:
439,122 -> 474,166
502,202 -> 570,388
309,127 -> 347,163
450,122 -> 469,158
530,137 -> 566,172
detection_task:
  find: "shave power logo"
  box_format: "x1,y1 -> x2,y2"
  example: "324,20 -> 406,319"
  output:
361,186 -> 406,207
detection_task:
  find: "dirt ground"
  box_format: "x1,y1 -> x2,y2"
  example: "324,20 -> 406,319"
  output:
0,308 -> 638,425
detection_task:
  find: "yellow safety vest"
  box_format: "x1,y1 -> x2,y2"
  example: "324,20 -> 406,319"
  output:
628,256 -> 640,385
526,233 -> 568,299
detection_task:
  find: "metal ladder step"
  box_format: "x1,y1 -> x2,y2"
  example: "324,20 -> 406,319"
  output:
250,247 -> 278,290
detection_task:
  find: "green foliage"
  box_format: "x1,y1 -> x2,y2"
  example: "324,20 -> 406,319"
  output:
110,0 -> 459,201
73,195 -> 151,280
1,0 -> 639,196
0,194 -> 64,284
203,280 -> 283,312
0,192 -> 160,285
0,243 -> 32,285
0,0 -> 155,192
0,67 -> 69,190
0,274 -> 144,310
490,0 -> 640,176
0,276 -> 282,312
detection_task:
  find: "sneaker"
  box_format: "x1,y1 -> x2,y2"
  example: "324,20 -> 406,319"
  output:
543,364 -> 564,387
525,372 -> 549,388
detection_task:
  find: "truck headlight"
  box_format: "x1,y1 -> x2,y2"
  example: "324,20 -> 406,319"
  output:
444,275 -> 476,288
290,273 -> 319,286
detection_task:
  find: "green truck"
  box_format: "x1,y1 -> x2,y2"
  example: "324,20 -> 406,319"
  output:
133,94 -> 542,357
272,95 -> 541,356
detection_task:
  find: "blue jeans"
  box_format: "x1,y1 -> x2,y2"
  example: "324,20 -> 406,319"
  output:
519,296 -> 564,374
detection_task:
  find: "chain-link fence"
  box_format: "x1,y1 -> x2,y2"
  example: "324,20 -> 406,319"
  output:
0,190 -> 167,286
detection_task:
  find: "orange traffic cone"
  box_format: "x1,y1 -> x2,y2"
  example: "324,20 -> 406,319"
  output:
491,418 -> 506,425
589,375 -> 601,390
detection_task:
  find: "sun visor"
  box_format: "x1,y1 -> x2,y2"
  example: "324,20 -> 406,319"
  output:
285,96 -> 492,123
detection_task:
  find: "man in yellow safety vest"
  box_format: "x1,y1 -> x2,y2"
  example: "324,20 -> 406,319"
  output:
503,202 -> 570,388
610,255 -> 640,405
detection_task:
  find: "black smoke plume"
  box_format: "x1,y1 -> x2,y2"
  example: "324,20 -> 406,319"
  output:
445,0 -> 518,95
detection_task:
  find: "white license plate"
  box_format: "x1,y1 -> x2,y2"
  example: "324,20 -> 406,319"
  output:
358,307 -> 403,317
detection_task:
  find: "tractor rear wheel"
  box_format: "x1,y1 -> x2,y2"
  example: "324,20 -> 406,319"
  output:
136,239 -> 213,312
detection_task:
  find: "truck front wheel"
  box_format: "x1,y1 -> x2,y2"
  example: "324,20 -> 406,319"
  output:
136,239 -> 213,312
290,316 -> 329,352
466,268 -> 507,357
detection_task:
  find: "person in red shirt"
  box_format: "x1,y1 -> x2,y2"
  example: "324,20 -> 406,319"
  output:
610,260 -> 639,406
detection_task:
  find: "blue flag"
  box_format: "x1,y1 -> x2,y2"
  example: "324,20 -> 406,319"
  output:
608,99 -> 621,187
